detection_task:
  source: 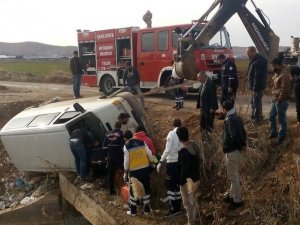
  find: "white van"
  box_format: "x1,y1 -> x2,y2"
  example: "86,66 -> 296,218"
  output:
0,92 -> 146,172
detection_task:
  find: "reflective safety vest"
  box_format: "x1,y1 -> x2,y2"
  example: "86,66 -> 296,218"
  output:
126,139 -> 150,171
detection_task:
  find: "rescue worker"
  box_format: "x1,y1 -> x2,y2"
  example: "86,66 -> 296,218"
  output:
174,78 -> 184,110
133,125 -> 157,156
69,50 -> 85,99
118,113 -> 138,134
176,127 -> 200,225
123,130 -> 154,216
246,46 -> 268,125
217,54 -> 239,105
156,118 -> 182,217
289,66 -> 300,128
268,58 -> 291,145
69,128 -> 93,182
103,121 -> 124,195
171,65 -> 184,110
123,61 -> 146,109
222,100 -> 246,210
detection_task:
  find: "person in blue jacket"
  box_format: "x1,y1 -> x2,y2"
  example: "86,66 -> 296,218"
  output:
217,54 -> 239,105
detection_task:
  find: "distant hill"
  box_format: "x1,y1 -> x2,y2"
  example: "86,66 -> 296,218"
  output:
0,41 -> 289,59
233,46 -> 289,58
0,42 -> 76,58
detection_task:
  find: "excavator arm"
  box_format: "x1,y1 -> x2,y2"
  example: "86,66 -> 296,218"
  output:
175,0 -> 279,80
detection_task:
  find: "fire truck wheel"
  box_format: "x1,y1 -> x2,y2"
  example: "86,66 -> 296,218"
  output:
100,75 -> 116,96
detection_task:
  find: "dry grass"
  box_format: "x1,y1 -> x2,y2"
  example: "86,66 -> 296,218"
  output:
191,105 -> 299,224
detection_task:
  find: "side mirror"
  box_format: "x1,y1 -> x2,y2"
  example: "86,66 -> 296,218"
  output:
73,103 -> 86,113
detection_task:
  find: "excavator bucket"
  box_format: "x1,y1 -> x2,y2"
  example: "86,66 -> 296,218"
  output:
175,0 -> 248,80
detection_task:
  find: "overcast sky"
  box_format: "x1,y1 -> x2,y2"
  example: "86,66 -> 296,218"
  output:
0,0 -> 299,47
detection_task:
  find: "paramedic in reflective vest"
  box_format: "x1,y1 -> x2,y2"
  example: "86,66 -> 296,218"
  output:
103,121 -> 124,195
69,128 -> 93,181
156,118 -> 182,217
123,132 -> 154,216
217,54 -> 239,104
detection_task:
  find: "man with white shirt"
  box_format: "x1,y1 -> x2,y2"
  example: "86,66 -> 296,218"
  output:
157,118 -> 182,217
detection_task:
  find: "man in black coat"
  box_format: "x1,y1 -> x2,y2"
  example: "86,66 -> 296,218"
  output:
246,46 -> 268,124
196,72 -> 219,133
69,50 -> 86,99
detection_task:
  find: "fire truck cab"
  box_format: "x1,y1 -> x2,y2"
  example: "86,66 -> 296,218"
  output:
77,23 -> 233,96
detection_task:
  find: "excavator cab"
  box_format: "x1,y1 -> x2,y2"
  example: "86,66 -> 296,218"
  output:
174,21 -> 233,80
175,0 -> 280,80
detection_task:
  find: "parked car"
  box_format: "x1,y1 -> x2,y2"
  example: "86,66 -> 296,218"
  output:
0,92 -> 146,172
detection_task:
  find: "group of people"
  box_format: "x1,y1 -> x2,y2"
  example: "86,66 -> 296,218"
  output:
68,111 -> 202,224
121,116 -> 202,224
68,46 -> 300,224
196,46 -> 300,146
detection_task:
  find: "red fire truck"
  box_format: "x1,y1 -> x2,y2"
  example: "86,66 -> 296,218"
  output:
77,22 -> 233,95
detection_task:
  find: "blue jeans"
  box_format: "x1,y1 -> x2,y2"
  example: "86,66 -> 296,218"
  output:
268,100 -> 289,139
70,140 -> 88,178
73,74 -> 82,97
251,91 -> 263,121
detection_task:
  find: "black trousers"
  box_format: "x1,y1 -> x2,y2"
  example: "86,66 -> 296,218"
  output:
221,88 -> 237,105
200,110 -> 215,133
129,167 -> 151,214
107,155 -> 123,193
166,162 -> 181,212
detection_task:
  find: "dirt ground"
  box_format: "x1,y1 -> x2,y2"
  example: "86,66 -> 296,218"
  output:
0,81 -> 300,225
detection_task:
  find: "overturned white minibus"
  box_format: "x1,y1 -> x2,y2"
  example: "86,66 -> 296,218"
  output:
0,93 -> 146,172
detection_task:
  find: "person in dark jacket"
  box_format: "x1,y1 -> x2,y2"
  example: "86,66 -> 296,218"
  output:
123,61 -> 146,109
69,50 -> 85,99
217,54 -> 239,104
103,121 -> 124,195
289,66 -> 300,128
69,128 -> 93,181
246,46 -> 268,124
176,127 -> 200,225
222,100 -> 246,210
196,72 -> 219,134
